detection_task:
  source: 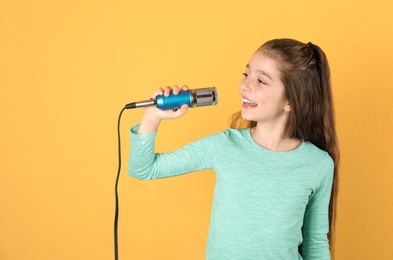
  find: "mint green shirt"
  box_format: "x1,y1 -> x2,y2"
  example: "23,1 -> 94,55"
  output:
128,126 -> 333,260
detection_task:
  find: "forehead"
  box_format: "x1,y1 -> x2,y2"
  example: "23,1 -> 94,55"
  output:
248,52 -> 278,69
247,51 -> 281,80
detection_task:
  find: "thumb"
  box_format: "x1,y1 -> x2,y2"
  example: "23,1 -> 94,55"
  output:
172,104 -> 189,118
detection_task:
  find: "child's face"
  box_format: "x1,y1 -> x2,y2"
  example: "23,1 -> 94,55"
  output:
239,51 -> 290,125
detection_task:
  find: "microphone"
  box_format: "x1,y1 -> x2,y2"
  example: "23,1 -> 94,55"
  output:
125,87 -> 218,110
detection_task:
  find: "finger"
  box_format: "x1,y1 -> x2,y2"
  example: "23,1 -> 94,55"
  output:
151,88 -> 164,99
172,85 -> 180,95
181,85 -> 189,91
163,86 -> 171,96
173,104 -> 189,117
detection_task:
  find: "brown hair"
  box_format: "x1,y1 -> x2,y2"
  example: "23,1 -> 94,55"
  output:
230,38 -> 339,249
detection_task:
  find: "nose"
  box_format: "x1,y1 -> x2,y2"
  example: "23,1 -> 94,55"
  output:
240,77 -> 251,92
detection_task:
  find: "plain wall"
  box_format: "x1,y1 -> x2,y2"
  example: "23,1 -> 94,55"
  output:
1,0 -> 393,259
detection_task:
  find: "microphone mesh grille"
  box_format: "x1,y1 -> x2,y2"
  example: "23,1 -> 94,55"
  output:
194,87 -> 218,107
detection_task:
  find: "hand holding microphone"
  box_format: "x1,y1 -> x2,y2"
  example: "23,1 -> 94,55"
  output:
147,85 -> 191,121
128,86 -> 218,134
125,85 -> 218,111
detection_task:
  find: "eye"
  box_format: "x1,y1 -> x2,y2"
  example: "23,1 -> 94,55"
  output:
242,72 -> 248,78
258,79 -> 267,85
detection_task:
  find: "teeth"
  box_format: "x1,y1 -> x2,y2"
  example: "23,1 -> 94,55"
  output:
242,98 -> 254,104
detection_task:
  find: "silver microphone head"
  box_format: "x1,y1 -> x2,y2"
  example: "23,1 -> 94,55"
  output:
190,87 -> 218,108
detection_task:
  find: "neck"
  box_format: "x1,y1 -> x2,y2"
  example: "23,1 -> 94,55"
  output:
251,123 -> 301,152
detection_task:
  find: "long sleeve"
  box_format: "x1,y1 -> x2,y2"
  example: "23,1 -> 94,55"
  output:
127,126 -> 335,259
128,124 -> 218,180
301,156 -> 334,259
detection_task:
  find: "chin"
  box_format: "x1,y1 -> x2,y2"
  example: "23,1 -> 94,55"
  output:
241,111 -> 254,121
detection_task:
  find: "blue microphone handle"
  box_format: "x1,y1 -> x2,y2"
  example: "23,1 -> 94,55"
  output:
156,90 -> 192,110
125,87 -> 218,110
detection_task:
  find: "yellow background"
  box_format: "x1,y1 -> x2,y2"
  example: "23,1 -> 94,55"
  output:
1,0 -> 392,259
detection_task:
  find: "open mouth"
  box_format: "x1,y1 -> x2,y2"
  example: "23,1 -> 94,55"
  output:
242,98 -> 258,108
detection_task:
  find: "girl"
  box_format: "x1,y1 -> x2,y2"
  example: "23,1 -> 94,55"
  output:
128,38 -> 339,259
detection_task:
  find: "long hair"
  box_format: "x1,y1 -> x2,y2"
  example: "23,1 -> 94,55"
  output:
230,38 -> 339,250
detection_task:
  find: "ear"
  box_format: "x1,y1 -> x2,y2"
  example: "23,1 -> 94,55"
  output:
284,102 -> 291,113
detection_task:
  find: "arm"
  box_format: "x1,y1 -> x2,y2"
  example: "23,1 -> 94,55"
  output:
128,85 -> 216,179
301,156 -> 334,260
128,125 -> 217,180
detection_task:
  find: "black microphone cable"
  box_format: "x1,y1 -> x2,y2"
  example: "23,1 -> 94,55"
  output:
114,106 -> 126,260
114,88 -> 218,259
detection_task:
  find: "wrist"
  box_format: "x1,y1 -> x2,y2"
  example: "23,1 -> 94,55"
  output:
138,113 -> 161,134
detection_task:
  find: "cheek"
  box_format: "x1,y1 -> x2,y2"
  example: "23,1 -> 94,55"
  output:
257,91 -> 285,108
255,90 -> 268,103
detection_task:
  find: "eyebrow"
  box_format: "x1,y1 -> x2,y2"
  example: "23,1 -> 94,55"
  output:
246,64 -> 273,81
